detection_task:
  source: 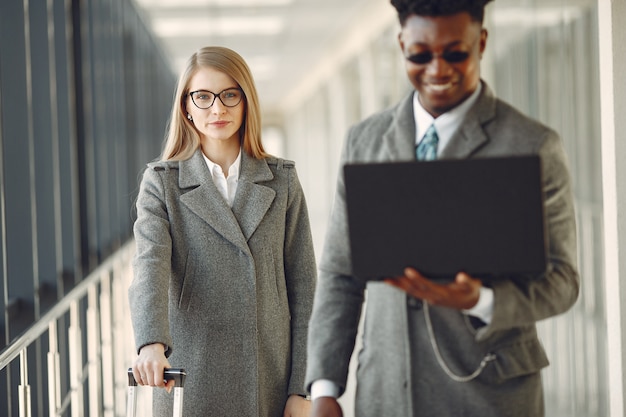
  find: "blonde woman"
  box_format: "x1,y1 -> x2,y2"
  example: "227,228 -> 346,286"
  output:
129,46 -> 316,417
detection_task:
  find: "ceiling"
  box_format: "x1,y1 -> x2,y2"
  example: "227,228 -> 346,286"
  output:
132,0 -> 594,119
133,0 -> 397,119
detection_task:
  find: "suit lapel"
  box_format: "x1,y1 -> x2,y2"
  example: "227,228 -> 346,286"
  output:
231,152 -> 276,241
439,81 -> 497,159
381,93 -> 418,162
178,150 -> 249,253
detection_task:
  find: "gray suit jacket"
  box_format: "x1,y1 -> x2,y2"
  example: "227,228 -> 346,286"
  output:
306,82 -> 579,417
129,149 -> 317,417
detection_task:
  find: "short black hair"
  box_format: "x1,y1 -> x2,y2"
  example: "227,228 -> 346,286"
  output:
390,0 -> 494,25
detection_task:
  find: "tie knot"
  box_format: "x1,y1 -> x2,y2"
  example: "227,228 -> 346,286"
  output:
416,124 -> 439,161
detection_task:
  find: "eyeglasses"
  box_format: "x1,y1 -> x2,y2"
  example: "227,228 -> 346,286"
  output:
405,50 -> 471,65
189,88 -> 243,109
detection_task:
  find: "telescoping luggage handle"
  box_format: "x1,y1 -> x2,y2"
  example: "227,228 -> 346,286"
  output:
127,368 -> 187,417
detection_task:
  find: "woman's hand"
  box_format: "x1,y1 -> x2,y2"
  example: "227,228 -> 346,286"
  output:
132,343 -> 175,392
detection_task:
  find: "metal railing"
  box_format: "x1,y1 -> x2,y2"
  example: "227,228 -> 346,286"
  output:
0,240 -> 137,417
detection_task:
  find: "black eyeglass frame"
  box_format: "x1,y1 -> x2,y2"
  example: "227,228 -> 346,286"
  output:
405,30 -> 486,66
405,50 -> 471,65
188,88 -> 244,109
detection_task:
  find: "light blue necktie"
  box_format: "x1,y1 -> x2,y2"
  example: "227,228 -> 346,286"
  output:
416,124 -> 439,161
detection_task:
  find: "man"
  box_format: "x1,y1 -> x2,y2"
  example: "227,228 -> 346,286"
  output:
305,1 -> 580,416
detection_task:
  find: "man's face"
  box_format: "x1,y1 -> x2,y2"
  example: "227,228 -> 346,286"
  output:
399,12 -> 487,117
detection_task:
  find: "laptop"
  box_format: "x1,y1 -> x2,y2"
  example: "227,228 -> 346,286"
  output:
343,155 -> 547,282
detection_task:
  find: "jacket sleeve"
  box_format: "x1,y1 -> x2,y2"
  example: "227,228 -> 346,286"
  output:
479,130 -> 580,341
283,164 -> 318,396
304,126 -> 368,396
128,166 -> 175,356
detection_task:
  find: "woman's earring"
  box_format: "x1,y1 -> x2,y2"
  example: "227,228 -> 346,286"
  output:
187,113 -> 193,121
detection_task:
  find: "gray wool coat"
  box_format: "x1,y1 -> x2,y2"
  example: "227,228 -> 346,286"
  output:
305,82 -> 579,417
129,149 -> 316,417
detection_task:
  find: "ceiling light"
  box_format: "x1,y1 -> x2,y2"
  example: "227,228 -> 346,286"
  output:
152,16 -> 284,37
136,0 -> 293,8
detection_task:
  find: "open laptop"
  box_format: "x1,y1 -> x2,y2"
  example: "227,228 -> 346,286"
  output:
343,155 -> 547,282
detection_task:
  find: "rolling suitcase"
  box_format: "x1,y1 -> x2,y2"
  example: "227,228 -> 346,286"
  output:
127,368 -> 187,417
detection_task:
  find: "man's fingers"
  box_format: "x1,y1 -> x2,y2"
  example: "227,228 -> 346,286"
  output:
384,277 -> 409,293
404,267 -> 424,279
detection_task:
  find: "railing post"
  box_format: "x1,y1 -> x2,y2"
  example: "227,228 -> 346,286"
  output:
19,349 -> 32,417
69,301 -> 84,417
100,269 -> 114,417
87,284 -> 102,417
47,321 -> 61,417
114,252 -> 136,416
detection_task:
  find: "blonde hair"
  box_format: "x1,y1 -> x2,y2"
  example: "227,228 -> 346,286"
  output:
161,46 -> 268,161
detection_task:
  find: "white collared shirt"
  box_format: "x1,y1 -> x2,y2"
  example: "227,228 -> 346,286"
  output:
412,84 -> 494,325
414,82 -> 482,153
413,83 -> 493,324
202,149 -> 242,207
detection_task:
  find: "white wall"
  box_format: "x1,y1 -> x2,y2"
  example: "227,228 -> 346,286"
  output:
599,1 -> 626,416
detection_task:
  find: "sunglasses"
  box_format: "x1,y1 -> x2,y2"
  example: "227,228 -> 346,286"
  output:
406,50 -> 470,65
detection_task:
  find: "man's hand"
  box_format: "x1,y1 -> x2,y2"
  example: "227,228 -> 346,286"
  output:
385,268 -> 482,310
310,397 -> 343,417
132,343 -> 175,393
283,395 -> 311,417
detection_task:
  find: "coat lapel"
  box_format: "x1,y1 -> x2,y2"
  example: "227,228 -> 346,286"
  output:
439,81 -> 497,159
382,82 -> 497,161
178,150 -> 250,253
381,93 -> 418,162
231,152 -> 276,241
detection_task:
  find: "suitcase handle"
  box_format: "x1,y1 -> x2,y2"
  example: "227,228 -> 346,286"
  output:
127,368 -> 186,417
127,367 -> 187,388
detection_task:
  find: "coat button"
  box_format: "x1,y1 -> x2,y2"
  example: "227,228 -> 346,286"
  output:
407,296 -> 423,310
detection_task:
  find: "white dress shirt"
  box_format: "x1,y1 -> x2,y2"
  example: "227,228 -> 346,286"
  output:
202,149 -> 242,208
311,86 -> 495,400
412,84 -> 494,325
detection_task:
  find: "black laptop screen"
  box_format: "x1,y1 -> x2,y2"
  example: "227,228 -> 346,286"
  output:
343,155 -> 547,282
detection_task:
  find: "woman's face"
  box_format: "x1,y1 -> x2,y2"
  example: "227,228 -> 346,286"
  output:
186,66 -> 245,146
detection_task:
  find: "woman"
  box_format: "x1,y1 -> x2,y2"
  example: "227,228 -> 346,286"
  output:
129,46 -> 316,417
